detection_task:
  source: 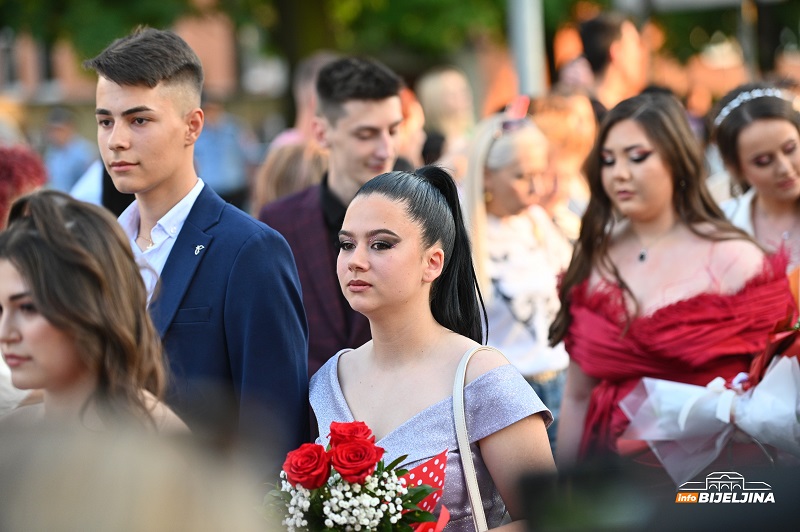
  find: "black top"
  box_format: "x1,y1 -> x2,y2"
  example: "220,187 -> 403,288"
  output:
320,172 -> 348,254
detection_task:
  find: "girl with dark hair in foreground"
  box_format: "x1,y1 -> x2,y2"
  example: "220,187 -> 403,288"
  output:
311,166 -> 555,531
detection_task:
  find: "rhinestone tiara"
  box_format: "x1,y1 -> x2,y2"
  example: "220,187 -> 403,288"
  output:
713,87 -> 786,128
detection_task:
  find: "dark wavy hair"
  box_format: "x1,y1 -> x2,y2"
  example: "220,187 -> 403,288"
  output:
712,81 -> 800,190
354,166 -> 487,343
549,92 -> 753,344
0,190 -> 166,427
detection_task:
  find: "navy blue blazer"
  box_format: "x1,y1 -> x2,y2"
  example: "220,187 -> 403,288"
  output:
150,185 -> 309,469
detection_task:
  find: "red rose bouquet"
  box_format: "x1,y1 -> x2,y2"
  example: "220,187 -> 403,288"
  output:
266,421 -> 449,532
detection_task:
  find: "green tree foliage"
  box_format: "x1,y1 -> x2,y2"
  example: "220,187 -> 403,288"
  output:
4,0 -> 796,79
326,0 -> 506,55
0,0 -> 603,65
654,8 -> 740,63
0,0 -> 189,58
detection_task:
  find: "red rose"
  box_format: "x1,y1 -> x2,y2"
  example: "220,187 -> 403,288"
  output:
282,443 -> 331,489
330,439 -> 385,484
329,421 -> 376,447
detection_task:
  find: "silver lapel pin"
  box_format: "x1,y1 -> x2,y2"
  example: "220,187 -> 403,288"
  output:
194,245 -> 205,256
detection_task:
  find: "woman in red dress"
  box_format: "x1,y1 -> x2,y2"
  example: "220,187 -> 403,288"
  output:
549,91 -> 797,469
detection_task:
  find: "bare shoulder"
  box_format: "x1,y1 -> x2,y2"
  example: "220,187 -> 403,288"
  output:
707,237 -> 766,293
462,343 -> 512,385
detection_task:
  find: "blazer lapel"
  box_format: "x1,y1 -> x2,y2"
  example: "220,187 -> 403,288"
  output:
150,187 -> 219,336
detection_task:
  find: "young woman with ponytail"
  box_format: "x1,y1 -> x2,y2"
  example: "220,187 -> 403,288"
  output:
309,166 -> 555,531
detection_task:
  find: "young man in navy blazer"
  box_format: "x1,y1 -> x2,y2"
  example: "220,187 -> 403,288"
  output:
84,27 -> 308,473
260,57 -> 403,378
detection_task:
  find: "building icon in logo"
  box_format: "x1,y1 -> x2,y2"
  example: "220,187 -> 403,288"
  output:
675,471 -> 774,503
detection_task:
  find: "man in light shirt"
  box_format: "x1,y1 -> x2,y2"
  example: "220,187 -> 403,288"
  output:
83,27 -> 308,475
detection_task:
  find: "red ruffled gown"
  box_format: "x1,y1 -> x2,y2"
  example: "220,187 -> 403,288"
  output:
564,253 -> 797,462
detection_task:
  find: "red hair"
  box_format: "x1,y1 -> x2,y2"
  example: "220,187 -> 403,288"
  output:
0,145 -> 47,228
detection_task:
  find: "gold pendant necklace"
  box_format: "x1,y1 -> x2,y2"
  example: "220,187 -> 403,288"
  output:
138,233 -> 154,250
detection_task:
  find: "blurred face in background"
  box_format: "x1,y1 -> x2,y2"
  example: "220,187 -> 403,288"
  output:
615,21 -> 646,94
437,70 -> 474,125
417,68 -> 475,138
736,118 -> 800,204
46,122 -> 74,148
569,94 -> 597,160
318,96 -> 403,199
484,124 -> 551,218
397,94 -> 427,167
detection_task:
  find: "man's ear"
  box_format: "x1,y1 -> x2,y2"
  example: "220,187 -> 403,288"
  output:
185,107 -> 204,146
422,247 -> 445,283
312,116 -> 331,149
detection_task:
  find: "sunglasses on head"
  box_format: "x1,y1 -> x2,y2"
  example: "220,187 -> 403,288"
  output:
491,94 -> 533,139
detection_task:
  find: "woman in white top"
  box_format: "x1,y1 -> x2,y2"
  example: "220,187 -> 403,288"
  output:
714,82 -> 800,276
0,190 -> 186,432
462,107 -> 573,452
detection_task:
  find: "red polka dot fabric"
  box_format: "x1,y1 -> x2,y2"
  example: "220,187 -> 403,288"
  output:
399,449 -> 449,531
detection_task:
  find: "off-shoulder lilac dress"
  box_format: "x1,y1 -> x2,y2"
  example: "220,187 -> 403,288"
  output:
310,350 -> 552,531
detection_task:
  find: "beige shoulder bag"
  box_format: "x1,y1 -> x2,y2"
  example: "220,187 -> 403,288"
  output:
452,346 -> 493,532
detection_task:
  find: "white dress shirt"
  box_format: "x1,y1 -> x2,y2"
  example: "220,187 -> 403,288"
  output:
118,179 -> 205,303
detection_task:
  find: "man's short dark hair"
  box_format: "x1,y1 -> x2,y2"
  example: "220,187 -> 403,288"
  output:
293,50 -> 341,103
579,12 -> 628,75
316,57 -> 403,124
83,26 -> 203,97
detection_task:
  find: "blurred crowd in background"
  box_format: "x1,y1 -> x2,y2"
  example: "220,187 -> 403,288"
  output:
2,1 -> 800,529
